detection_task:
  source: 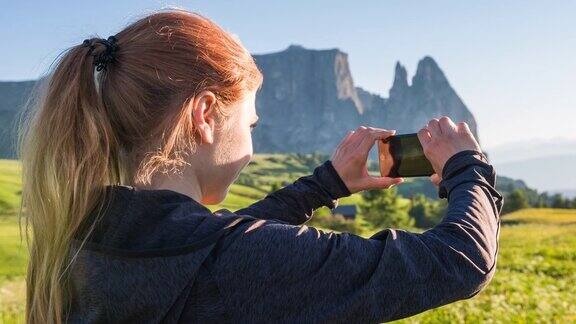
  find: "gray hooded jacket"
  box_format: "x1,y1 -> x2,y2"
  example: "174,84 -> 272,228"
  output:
68,150 -> 503,323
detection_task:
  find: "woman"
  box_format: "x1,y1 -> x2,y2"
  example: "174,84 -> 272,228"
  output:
18,8 -> 503,323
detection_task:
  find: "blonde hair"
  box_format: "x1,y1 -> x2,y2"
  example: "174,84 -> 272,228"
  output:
17,8 -> 262,323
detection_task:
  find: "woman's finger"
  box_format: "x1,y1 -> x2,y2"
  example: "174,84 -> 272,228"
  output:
337,130 -> 355,150
427,118 -> 442,136
357,129 -> 396,155
345,127 -> 370,150
417,128 -> 432,146
438,116 -> 457,134
343,130 -> 355,142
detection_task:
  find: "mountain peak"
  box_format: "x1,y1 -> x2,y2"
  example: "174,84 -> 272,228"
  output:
419,56 -> 439,67
282,44 -> 345,55
286,44 -> 306,51
390,61 -> 409,97
412,56 -> 449,87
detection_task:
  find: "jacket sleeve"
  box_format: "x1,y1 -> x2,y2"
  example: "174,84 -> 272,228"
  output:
232,160 -> 352,225
211,150 -> 503,323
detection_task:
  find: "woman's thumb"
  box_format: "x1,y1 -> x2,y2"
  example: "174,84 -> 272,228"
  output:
364,176 -> 404,190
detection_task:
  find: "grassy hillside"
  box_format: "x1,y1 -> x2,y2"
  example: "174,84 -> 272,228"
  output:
0,160 -> 21,212
397,208 -> 576,323
1,158 -> 575,322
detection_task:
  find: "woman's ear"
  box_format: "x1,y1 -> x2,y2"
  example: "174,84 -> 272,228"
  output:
191,91 -> 217,144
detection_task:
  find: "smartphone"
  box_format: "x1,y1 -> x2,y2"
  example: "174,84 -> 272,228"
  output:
377,133 -> 435,177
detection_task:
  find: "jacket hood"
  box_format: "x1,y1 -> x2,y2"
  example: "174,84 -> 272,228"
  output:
67,185 -> 252,323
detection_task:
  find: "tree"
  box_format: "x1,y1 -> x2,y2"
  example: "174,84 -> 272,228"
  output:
502,189 -> 529,214
409,194 -> 446,228
551,193 -> 567,209
429,199 -> 447,225
536,192 -> 550,208
408,194 -> 431,228
359,187 -> 413,229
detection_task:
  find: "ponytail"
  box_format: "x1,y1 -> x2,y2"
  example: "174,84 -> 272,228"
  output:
18,37 -> 127,323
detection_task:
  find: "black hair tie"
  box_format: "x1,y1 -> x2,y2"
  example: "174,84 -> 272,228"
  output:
82,39 -> 95,55
82,35 -> 119,72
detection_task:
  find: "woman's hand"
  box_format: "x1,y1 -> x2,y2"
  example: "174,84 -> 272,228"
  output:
418,116 -> 482,186
331,126 -> 404,194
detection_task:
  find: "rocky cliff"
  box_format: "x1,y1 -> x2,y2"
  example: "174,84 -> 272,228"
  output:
0,45 -> 478,159
0,81 -> 35,159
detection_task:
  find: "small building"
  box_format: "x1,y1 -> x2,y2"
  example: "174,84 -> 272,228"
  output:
331,204 -> 357,220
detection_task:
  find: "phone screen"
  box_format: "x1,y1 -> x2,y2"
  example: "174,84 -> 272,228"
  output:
377,133 -> 434,177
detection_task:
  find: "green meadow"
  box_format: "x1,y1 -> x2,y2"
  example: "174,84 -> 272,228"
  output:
1,158 -> 575,323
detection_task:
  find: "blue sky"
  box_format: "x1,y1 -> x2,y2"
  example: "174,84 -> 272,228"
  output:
1,1 -> 575,149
